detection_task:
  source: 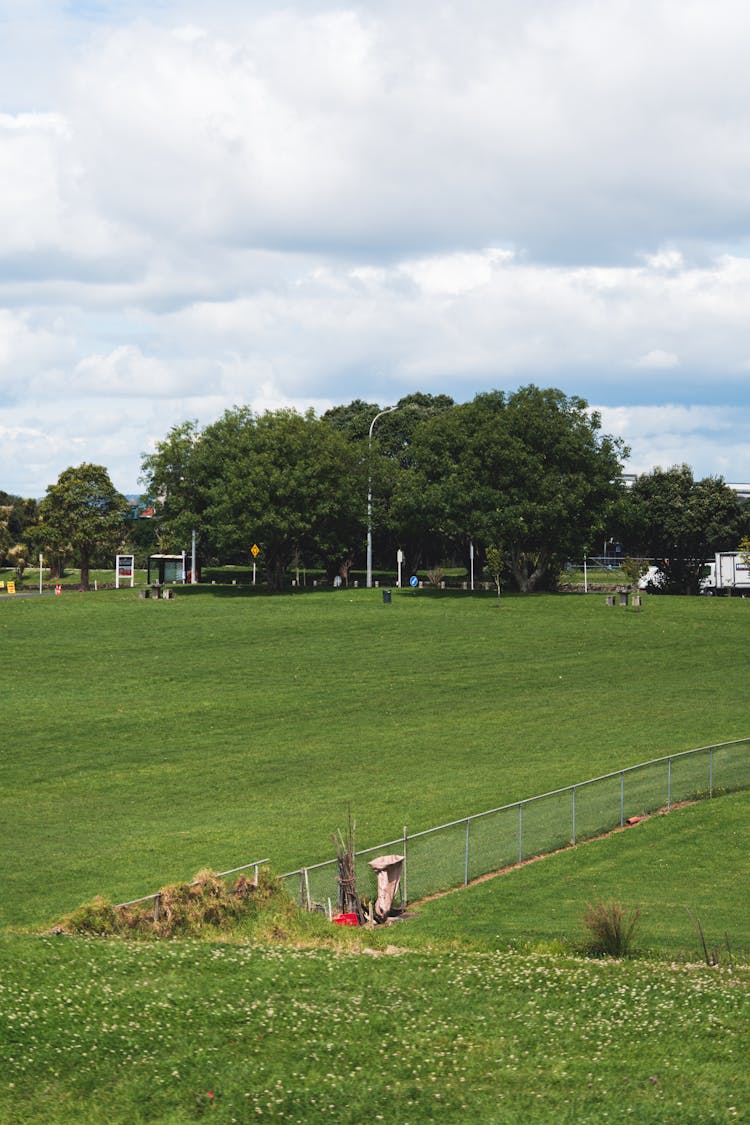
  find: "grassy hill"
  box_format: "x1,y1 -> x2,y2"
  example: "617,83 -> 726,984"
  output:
2,586 -> 749,929
2,587 -> 750,1122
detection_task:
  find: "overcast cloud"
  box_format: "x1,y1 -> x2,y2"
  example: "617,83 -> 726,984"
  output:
2,0 -> 750,496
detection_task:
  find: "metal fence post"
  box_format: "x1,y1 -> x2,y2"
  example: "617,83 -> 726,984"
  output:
402,825 -> 408,907
620,771 -> 625,826
667,757 -> 672,811
464,818 -> 470,885
518,802 -> 524,864
709,747 -> 714,798
572,786 -> 577,845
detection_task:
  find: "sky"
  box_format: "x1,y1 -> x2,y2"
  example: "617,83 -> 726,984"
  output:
2,0 -> 750,497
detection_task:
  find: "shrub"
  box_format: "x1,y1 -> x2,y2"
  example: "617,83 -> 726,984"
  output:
56,895 -> 120,937
582,899 -> 640,957
54,866 -> 299,941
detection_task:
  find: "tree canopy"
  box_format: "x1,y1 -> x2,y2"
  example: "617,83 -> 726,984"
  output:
624,465 -> 743,594
139,387 -> 629,591
395,386 -> 627,591
38,464 -> 129,589
141,408 -> 363,588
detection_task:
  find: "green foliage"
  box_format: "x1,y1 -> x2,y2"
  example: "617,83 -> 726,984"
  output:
6,542 -> 28,583
142,408 -> 363,588
58,895 -> 120,937
739,534 -> 750,571
620,555 -> 649,588
396,385 -> 627,592
626,465 -> 742,594
484,544 -> 506,597
0,493 -> 38,564
37,464 -> 130,589
582,899 -> 640,957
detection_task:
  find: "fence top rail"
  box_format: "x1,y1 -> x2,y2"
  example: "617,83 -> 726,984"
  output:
386,737 -> 750,843
115,858 -> 269,909
279,838 -> 407,882
117,736 -> 750,902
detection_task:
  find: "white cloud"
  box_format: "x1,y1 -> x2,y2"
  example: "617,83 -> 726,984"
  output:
71,347 -> 181,397
596,405 -> 750,481
3,1 -> 750,496
635,350 -> 680,369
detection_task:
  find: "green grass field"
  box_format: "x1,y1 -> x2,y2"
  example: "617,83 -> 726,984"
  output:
399,789 -> 750,959
2,587 -> 750,1122
2,586 -> 749,929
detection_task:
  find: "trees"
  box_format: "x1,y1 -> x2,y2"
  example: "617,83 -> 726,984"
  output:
400,386 -> 627,592
38,464 -> 130,590
323,393 -> 456,573
626,465 -> 742,594
139,420 -> 203,553
0,493 -> 38,568
141,408 -> 363,589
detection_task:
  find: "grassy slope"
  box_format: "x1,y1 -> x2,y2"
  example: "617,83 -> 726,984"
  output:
2,589 -> 750,1122
2,587 -> 749,929
398,789 -> 750,959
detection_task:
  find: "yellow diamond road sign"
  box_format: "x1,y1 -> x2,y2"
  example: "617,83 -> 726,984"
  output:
251,544 -> 260,558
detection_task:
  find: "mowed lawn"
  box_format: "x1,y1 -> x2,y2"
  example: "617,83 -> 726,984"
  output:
1,586 -> 749,929
400,789 -> 750,960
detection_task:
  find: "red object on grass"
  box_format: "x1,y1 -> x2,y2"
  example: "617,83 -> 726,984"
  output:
333,912 -> 359,926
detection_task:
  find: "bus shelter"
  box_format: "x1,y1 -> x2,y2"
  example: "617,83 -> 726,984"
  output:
147,554 -> 188,586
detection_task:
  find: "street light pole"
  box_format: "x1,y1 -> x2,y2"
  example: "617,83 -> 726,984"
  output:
367,405 -> 397,588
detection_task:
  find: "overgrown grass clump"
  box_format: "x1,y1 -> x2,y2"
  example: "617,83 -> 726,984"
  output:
582,898 -> 640,958
55,867 -> 324,944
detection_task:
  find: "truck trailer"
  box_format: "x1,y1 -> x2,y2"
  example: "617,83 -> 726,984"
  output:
712,552 -> 750,595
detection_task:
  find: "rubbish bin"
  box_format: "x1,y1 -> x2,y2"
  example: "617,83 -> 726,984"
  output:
382,589 -> 392,604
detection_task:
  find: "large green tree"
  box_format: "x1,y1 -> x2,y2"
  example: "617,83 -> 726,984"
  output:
0,493 -> 38,564
398,386 -> 627,592
324,393 -> 456,574
625,465 -> 742,594
140,420 -> 204,554
142,408 -> 363,588
38,464 -> 129,589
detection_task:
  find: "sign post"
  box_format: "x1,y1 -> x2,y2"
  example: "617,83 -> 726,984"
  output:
39,553 -> 43,595
116,554 -> 135,589
251,543 -> 260,585
397,549 -> 404,588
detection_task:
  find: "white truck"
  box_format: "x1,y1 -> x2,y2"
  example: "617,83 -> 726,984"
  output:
711,552 -> 750,595
637,553 -> 750,595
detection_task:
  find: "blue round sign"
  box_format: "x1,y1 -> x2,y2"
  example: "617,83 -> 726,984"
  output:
409,574 -> 419,587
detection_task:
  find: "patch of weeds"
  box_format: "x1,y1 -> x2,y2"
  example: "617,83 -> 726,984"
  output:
582,898 -> 640,958
53,866 -> 311,941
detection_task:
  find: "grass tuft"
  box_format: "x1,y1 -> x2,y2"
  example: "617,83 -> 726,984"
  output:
582,898 -> 640,957
54,866 -> 305,941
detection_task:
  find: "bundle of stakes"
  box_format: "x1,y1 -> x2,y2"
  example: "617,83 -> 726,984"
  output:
331,808 -> 365,923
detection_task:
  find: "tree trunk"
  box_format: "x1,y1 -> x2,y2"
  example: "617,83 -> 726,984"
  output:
80,548 -> 91,591
510,549 -> 548,593
266,557 -> 286,591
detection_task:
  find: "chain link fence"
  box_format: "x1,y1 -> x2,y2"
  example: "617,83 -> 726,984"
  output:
280,738 -> 750,912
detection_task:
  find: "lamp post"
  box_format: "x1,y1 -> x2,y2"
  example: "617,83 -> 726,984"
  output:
367,405 -> 397,588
